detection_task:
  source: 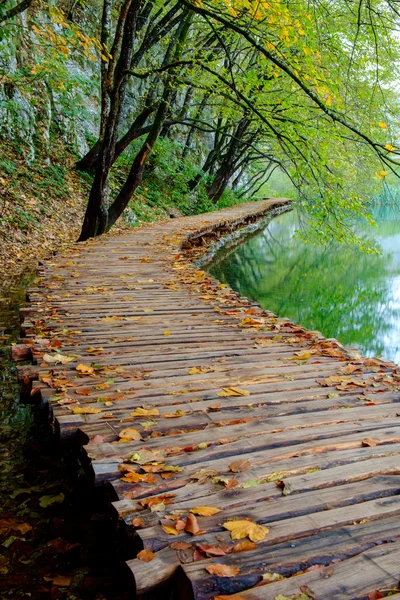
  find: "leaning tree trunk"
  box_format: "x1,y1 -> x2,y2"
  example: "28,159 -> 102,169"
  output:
78,0 -> 145,241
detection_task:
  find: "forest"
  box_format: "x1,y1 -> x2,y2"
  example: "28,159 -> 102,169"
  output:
1,0 -> 400,263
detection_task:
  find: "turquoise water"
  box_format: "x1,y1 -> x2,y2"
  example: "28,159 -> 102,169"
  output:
208,205 -> 400,363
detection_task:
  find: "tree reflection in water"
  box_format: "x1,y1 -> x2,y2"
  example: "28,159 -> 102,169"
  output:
209,207 -> 400,362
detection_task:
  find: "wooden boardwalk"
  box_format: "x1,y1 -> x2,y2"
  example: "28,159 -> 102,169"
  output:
15,199 -> 400,600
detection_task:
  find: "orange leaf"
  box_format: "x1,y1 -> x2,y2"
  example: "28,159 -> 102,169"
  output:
196,543 -> 228,556
76,364 -> 94,374
185,513 -> 200,535
137,549 -> 155,562
232,540 -> 257,553
205,564 -> 240,577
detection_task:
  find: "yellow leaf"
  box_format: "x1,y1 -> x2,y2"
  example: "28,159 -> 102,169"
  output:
223,520 -> 269,542
262,572 -> 285,582
385,144 -> 396,152
189,367 -> 205,375
162,524 -> 179,535
130,407 -> 160,417
240,317 -> 263,326
189,506 -> 221,516
76,364 -> 94,374
164,330 -> 171,336
162,410 -> 185,418
70,406 -> 102,414
118,428 -> 141,441
217,387 -> 250,397
378,121 -> 388,129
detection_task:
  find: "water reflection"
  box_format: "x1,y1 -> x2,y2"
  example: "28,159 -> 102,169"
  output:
209,205 -> 400,363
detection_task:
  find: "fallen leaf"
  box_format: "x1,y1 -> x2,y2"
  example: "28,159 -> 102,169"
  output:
164,330 -> 171,336
139,495 -> 175,510
217,387 -> 250,397
212,476 -> 238,489
189,506 -> 221,516
368,591 -> 385,600
232,540 -> 257,552
131,407 -> 160,417
118,428 -> 142,441
120,472 -> 157,483
223,520 -> 269,542
70,406 -> 102,414
185,513 -> 200,535
196,543 -> 229,556
162,524 -> 179,535
43,353 -> 75,364
39,493 -> 65,508
162,410 -> 185,418
262,572 -> 285,582
205,564 -> 240,577
137,549 -> 155,562
170,541 -> 192,550
76,364 -> 94,375
229,459 -> 251,473
75,388 -> 92,396
362,437 -> 378,447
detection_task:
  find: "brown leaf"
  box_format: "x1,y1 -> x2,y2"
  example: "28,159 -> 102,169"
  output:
170,541 -> 192,550
362,437 -> 378,447
185,513 -> 200,535
75,388 -> 92,396
120,472 -> 156,483
205,564 -> 240,577
232,540 -> 257,553
229,459 -> 251,473
139,494 -> 175,508
137,549 -> 155,562
196,543 -> 228,556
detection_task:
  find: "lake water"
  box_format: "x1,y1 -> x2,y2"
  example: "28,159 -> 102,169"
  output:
208,204 -> 400,364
